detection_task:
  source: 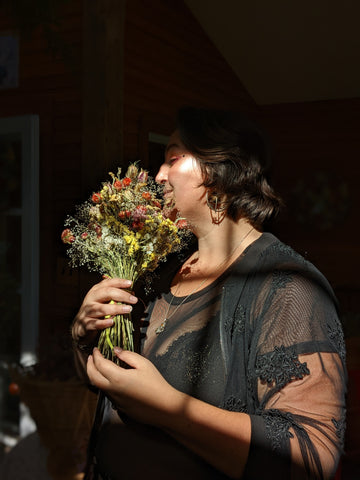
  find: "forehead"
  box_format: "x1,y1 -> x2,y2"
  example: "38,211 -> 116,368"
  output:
165,130 -> 184,153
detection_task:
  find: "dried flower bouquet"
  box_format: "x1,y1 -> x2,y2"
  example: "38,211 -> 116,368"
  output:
62,164 -> 185,363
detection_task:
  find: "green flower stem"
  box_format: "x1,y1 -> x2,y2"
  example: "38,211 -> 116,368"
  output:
105,328 -> 114,351
98,310 -> 134,364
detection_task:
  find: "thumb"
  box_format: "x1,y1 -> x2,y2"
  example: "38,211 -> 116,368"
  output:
114,347 -> 143,368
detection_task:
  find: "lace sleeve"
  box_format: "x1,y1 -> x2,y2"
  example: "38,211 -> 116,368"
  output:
245,269 -> 346,479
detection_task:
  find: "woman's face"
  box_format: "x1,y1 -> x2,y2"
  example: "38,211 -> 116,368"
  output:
155,130 -> 207,221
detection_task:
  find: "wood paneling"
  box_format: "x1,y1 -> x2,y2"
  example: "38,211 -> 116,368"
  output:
258,99 -> 360,290
1,0 -> 358,366
123,0 -> 257,164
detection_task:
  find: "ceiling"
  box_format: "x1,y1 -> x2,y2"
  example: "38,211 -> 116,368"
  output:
185,0 -> 360,105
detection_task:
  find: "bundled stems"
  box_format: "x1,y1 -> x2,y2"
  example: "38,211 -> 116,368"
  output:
98,312 -> 134,364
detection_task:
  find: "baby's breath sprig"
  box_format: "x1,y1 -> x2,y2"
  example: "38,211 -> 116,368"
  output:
62,163 -> 188,363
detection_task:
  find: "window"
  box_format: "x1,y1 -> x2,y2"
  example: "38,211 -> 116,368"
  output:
0,115 -> 39,441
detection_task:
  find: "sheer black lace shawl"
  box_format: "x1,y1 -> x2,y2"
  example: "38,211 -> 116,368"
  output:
219,233 -> 346,479
142,233 -> 346,479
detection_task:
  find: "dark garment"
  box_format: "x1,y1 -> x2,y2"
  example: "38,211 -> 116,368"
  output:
94,233 -> 346,479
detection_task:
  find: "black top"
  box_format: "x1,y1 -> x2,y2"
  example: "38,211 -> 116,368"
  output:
95,233 -> 346,479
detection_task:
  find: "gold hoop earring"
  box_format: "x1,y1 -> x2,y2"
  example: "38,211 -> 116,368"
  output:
206,191 -> 227,224
206,191 -> 227,212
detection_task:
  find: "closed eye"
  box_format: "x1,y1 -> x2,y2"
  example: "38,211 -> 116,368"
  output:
168,155 -> 182,165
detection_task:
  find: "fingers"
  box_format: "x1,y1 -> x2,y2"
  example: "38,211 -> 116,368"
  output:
87,348 -> 127,387
88,279 -> 138,314
89,347 -> 142,382
73,277 -> 139,345
114,347 -> 143,369
87,351 -> 111,389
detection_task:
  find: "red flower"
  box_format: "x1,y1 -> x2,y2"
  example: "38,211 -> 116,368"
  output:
92,193 -> 102,203
152,200 -> 161,209
81,232 -> 88,239
142,191 -> 151,201
95,225 -> 102,238
176,219 -> 188,230
118,210 -> 131,219
61,228 -> 75,244
132,220 -> 144,230
114,180 -> 122,191
122,177 -> 132,187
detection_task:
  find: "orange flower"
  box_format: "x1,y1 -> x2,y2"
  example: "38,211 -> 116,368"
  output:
142,191 -> 151,201
92,193 -> 102,203
61,229 -> 75,244
176,219 -> 188,230
114,180 -> 122,191
122,177 -> 132,187
118,210 -> 131,219
152,200 -> 161,209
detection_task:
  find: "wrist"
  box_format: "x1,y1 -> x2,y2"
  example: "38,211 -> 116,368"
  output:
158,388 -> 189,430
71,333 -> 97,354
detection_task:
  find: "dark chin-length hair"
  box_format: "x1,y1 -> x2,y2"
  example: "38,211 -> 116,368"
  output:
176,107 -> 283,229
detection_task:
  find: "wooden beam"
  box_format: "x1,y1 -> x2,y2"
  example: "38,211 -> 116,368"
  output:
82,0 -> 125,197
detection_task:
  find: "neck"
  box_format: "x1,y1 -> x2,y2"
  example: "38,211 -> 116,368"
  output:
172,218 -> 261,295
196,218 -> 260,263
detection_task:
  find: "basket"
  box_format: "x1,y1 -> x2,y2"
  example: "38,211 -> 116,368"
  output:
10,369 -> 98,480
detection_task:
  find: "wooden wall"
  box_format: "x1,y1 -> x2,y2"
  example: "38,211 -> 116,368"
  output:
259,100 -> 360,291
0,1 -> 83,358
123,0 -> 256,169
0,0 -> 257,357
1,0 -> 358,348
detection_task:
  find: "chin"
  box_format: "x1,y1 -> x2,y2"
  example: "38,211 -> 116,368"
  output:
163,207 -> 178,221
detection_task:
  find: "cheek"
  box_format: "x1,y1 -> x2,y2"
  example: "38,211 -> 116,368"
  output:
170,159 -> 202,185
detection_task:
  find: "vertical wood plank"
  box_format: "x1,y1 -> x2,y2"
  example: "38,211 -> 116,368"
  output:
82,0 -> 126,197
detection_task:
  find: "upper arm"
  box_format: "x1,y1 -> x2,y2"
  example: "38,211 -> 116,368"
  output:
249,271 -> 346,478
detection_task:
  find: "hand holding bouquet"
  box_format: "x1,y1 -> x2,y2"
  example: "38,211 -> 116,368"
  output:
62,164 -> 186,363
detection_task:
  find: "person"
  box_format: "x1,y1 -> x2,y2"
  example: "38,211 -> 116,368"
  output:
72,107 -> 346,479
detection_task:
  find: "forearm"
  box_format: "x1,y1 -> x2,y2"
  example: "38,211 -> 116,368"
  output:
87,348 -> 251,478
161,392 -> 251,479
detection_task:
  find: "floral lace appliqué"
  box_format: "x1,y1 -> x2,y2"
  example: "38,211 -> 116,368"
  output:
263,409 -> 295,452
225,303 -> 246,337
327,321 -> 346,362
266,242 -> 307,267
222,395 -> 248,413
332,414 -> 346,448
272,269 -> 292,289
255,345 -> 310,390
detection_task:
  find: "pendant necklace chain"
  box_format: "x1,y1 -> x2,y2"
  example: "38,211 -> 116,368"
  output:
155,226 -> 254,334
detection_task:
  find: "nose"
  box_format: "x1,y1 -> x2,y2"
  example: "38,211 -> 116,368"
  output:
155,164 -> 168,184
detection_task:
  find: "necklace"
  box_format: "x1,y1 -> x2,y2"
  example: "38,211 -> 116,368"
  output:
155,226 -> 254,334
